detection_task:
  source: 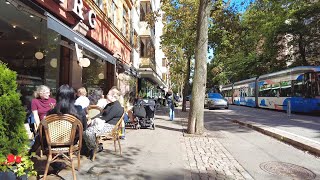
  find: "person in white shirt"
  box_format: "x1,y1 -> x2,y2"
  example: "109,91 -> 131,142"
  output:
74,87 -> 90,109
88,88 -> 108,109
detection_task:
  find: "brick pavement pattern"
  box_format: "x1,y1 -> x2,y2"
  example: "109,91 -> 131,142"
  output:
175,110 -> 254,180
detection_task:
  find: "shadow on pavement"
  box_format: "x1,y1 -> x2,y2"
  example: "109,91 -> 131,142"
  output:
155,124 -> 183,132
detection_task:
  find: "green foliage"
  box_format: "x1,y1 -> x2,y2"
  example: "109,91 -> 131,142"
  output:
208,0 -> 320,85
161,0 -> 199,91
0,154 -> 37,177
0,61 -> 36,177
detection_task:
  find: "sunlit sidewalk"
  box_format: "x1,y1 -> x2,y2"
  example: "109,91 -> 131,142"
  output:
29,106 -> 253,180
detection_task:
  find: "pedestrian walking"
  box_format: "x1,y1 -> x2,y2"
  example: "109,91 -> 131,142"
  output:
166,90 -> 178,121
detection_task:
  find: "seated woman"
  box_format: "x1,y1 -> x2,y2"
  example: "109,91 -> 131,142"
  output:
83,86 -> 124,157
31,85 -> 56,132
47,85 -> 87,130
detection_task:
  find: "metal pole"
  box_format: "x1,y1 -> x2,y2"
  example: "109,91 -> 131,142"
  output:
287,99 -> 291,118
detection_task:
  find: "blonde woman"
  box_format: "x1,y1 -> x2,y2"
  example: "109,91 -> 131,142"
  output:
31,85 -> 56,131
101,86 -> 124,122
75,87 -> 90,109
83,86 -> 124,158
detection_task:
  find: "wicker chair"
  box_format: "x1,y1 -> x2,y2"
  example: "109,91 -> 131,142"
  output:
92,113 -> 124,161
39,114 -> 83,180
86,105 -> 102,122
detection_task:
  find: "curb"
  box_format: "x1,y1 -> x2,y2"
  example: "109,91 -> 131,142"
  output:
232,120 -> 320,157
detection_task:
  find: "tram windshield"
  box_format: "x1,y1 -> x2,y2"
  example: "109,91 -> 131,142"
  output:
304,72 -> 320,97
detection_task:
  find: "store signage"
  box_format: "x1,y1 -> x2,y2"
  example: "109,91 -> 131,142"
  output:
55,0 -> 96,29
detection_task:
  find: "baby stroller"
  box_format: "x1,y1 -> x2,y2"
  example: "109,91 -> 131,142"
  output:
127,99 -> 156,130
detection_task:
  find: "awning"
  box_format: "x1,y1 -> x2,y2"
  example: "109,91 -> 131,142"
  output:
138,69 -> 167,88
46,12 -> 116,65
116,61 -> 140,78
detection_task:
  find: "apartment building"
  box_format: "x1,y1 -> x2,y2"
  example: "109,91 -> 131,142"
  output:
136,0 -> 168,98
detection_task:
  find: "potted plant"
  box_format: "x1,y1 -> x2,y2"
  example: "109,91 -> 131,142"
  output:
0,154 -> 36,179
0,61 -> 37,178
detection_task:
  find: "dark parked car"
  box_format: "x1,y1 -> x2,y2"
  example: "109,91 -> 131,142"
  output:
207,93 -> 229,110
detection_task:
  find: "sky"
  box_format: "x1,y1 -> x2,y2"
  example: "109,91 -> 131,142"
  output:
207,0 -> 255,62
228,0 -> 255,13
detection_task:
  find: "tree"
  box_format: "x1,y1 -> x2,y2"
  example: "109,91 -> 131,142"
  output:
208,0 -> 320,86
161,0 -> 198,112
164,47 -> 186,95
187,0 -> 210,134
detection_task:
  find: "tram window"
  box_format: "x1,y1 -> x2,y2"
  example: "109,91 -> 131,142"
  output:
280,81 -> 291,97
247,87 -> 255,97
259,89 -> 270,97
292,80 -> 303,97
259,85 -> 267,96
242,87 -> 248,97
271,84 -> 280,97
280,86 -> 291,97
268,89 -> 279,97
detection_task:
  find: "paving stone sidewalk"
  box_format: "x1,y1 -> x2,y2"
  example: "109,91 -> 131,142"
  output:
172,109 -> 254,180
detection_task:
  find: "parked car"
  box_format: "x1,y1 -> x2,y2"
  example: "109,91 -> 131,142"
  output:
207,93 -> 229,109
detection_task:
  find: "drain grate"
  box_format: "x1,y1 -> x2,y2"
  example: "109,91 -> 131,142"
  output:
260,161 -> 316,180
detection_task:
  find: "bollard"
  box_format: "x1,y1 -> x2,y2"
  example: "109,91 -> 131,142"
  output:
287,99 -> 291,118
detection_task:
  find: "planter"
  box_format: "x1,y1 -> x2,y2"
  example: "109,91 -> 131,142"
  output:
0,171 -> 27,180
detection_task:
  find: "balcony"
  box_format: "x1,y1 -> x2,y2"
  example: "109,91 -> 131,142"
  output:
139,22 -> 151,36
139,57 -> 156,72
138,57 -> 166,87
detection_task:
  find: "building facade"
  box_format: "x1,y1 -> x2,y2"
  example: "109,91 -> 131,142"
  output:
137,0 -> 168,99
0,0 -> 167,107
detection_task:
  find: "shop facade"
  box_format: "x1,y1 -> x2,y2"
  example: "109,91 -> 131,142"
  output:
0,0 -> 132,107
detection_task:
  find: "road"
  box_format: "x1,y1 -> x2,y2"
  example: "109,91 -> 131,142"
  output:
203,105 -> 320,180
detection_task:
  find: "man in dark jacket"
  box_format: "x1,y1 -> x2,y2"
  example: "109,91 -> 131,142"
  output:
166,90 -> 177,121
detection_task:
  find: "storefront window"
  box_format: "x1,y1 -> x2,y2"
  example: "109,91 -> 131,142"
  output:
0,0 -> 60,107
82,49 -> 107,94
139,78 -> 160,98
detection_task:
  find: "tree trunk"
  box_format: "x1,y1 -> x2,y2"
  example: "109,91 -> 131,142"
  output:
182,56 -> 191,112
187,0 -> 209,134
298,32 -> 308,66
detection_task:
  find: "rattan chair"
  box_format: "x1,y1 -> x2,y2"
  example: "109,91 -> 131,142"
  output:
92,113 -> 124,161
39,114 -> 83,180
86,105 -> 102,123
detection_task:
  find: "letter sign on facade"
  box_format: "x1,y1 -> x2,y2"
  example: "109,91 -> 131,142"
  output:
67,0 -> 84,20
52,0 -> 96,30
84,10 -> 96,29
